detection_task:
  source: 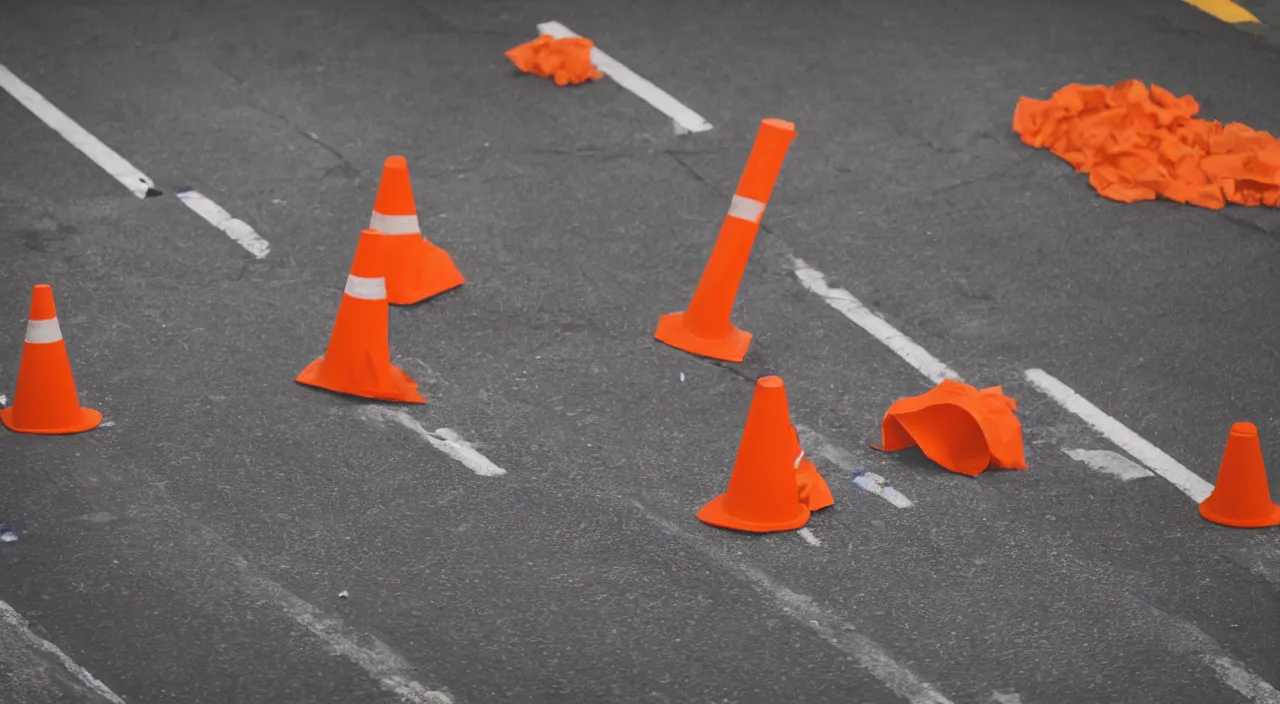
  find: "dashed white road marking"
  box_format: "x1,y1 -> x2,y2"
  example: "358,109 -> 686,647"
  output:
990,691 -> 1023,704
633,501 -> 956,704
0,64 -> 159,199
0,600 -> 127,703
176,189 -> 270,259
1228,545 -> 1280,586
851,470 -> 915,508
359,407 -> 507,477
791,257 -> 961,385
0,393 -> 7,407
1208,655 -> 1280,704
535,21 -> 713,134
213,544 -> 452,704
1062,448 -> 1153,482
796,527 -> 822,546
796,424 -> 914,508
1025,369 -> 1213,503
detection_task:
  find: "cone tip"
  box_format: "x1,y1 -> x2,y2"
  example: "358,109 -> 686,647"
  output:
757,375 -> 784,389
29,284 -> 56,319
762,118 -> 797,132
350,229 -> 385,278
384,155 -> 408,170
1230,422 -> 1259,438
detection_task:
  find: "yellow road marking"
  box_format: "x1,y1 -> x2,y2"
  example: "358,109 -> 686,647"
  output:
1183,0 -> 1262,24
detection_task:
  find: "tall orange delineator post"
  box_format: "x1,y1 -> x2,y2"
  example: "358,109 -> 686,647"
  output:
655,118 -> 797,363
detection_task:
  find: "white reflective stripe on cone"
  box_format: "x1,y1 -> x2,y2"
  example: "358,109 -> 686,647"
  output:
727,194 -> 766,224
25,317 -> 63,344
368,212 -> 421,236
344,275 -> 387,301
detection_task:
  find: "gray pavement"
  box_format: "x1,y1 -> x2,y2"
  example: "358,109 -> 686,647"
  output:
2,1 -> 1280,702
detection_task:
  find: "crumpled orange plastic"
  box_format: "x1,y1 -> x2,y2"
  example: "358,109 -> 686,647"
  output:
505,35 -> 604,87
873,380 -> 1027,476
1013,80 -> 1280,209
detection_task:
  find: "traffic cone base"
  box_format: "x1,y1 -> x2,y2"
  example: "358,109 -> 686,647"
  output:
696,494 -> 810,533
0,406 -> 101,435
295,357 -> 425,404
654,312 -> 752,363
1199,422 -> 1280,528
1199,501 -> 1280,528
385,239 -> 465,306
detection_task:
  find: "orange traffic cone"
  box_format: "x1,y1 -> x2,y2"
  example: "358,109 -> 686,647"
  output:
1,284 -> 102,435
698,376 -> 817,532
296,228 -> 426,403
1199,422 -> 1280,528
370,156 -> 464,305
656,118 -> 798,362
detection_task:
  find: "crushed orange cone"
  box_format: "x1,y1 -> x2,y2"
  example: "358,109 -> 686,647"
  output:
1,284 -> 102,435
792,427 -> 834,511
296,228 -> 425,404
370,156 -> 464,306
873,380 -> 1026,476
656,118 -> 797,362
505,34 -> 603,86
1199,422 -> 1280,528
1013,80 -> 1280,209
698,376 -> 830,532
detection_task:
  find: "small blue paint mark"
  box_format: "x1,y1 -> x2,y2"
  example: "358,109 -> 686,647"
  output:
0,525 -> 19,543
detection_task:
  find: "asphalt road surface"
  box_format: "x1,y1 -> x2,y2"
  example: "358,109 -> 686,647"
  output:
3,1 -> 1280,703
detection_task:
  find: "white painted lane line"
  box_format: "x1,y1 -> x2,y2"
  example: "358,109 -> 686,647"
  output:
852,471 -> 915,508
1025,369 -> 1213,503
0,600 -> 127,704
176,189 -> 270,259
119,473 -> 454,702
1228,545 -> 1280,586
0,64 -> 159,199
215,546 -> 453,704
535,21 -> 714,134
1062,448 -> 1153,482
791,257 -> 962,385
796,527 -> 822,546
634,501 -> 955,704
359,407 -> 507,477
796,424 -> 914,508
1207,655 -> 1280,704
990,692 -> 1023,704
